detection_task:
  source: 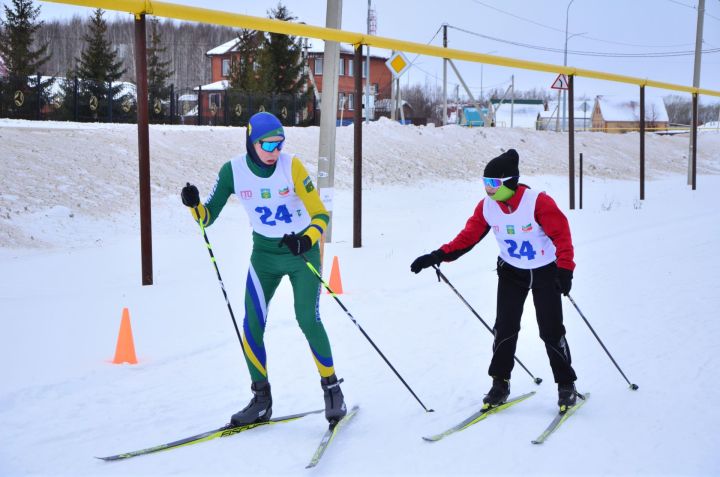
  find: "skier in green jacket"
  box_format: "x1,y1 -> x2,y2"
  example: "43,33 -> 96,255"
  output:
182,112 -> 347,426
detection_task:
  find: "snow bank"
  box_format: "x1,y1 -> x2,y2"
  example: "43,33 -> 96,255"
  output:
1,117 -> 719,248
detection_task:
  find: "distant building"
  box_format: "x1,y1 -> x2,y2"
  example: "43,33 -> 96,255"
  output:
591,95 -> 669,133
201,38 -> 393,124
305,42 -> 392,121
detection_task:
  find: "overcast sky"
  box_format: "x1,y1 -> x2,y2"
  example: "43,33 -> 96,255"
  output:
24,0 -> 720,102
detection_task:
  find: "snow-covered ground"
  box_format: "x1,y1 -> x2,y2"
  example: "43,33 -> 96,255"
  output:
1,119 -> 719,476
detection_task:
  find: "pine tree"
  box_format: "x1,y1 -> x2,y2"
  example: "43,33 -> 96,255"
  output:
261,3 -> 307,96
227,28 -> 268,93
0,0 -> 52,116
76,8 -> 127,120
147,18 -> 173,120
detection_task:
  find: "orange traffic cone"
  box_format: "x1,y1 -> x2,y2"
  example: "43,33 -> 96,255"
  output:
113,307 -> 138,364
327,256 -> 344,295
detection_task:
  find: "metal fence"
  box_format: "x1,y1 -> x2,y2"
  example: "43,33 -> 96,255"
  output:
0,74 -> 317,127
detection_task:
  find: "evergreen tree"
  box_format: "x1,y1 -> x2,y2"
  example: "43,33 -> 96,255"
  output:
147,18 -> 173,120
228,29 -> 268,93
261,3 -> 307,96
76,8 -> 127,120
0,0 -> 52,116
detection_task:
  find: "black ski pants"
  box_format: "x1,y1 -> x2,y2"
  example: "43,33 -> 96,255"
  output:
488,258 -> 577,384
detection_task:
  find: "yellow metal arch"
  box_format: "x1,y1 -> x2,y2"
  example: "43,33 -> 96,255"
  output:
43,0 -> 720,97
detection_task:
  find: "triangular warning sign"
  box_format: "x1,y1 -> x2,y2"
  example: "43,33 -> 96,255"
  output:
551,74 -> 569,90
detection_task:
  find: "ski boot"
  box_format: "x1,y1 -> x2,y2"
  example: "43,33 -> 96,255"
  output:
558,383 -> 578,412
230,380 -> 272,427
321,374 -> 347,427
483,378 -> 510,408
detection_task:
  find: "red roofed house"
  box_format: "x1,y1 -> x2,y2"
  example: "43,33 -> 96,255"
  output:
200,38 -> 393,125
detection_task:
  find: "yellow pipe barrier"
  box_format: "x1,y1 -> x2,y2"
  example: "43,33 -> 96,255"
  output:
43,0 -> 720,98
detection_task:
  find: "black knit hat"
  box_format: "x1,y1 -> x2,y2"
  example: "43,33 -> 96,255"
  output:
484,149 -> 520,190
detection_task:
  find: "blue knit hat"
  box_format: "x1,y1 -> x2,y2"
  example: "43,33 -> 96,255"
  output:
247,112 -> 285,144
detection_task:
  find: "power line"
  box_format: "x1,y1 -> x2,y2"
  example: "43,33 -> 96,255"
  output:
471,0 -> 697,48
448,24 -> 720,57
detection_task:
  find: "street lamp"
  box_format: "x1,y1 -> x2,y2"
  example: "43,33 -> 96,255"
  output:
561,1 -> 587,132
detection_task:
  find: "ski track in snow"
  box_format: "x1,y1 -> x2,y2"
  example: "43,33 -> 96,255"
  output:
1,119 -> 719,476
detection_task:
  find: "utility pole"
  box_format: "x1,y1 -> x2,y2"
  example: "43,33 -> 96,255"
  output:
562,0 -> 574,132
317,0 -> 342,242
442,23 -> 448,126
688,0 -> 705,185
365,0 -> 375,124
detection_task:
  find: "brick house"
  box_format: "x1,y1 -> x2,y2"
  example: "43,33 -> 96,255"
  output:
305,42 -> 393,121
201,38 -> 392,123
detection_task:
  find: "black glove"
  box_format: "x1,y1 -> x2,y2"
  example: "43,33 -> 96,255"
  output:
410,250 -> 445,274
556,268 -> 573,296
181,182 -> 200,208
280,233 -> 312,256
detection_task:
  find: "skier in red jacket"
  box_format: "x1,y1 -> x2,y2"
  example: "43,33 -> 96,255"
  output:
411,149 -> 580,411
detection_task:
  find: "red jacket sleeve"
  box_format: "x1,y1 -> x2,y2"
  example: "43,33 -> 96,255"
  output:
535,193 -> 575,271
438,200 -> 491,261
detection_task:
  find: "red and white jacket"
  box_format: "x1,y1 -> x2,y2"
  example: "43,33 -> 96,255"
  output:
439,185 -> 575,271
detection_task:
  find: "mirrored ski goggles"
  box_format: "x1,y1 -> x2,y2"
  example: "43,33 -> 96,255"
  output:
259,139 -> 284,152
483,176 -> 516,188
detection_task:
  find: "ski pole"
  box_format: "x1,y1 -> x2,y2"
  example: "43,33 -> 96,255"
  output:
432,265 -> 543,385
566,294 -> 639,391
193,207 -> 244,351
301,254 -> 435,413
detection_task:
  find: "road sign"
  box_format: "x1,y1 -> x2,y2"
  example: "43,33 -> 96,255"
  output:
385,51 -> 411,78
551,74 -> 569,90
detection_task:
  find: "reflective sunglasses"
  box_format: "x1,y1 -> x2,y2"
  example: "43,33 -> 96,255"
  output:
259,139 -> 284,152
483,176 -> 517,188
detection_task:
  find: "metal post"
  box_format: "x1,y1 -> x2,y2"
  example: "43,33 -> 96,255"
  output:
224,89 -> 229,126
365,0 -> 371,124
197,85 -> 203,126
442,24 -> 447,126
318,0 -> 342,242
510,74 -> 514,128
35,73 -> 41,120
353,44 -> 363,248
692,93 -> 698,191
134,14 -> 153,285
73,76 -> 78,122
640,86 -> 645,200
108,80 -> 113,123
688,0 -> 705,184
579,152 -> 583,210
568,74 -> 575,210
169,84 -> 174,124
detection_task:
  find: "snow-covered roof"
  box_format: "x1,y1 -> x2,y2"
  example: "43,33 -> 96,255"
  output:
595,95 -> 669,122
205,37 -> 391,60
193,80 -> 229,92
700,121 -> 720,130
206,38 -> 242,56
306,39 -> 391,59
